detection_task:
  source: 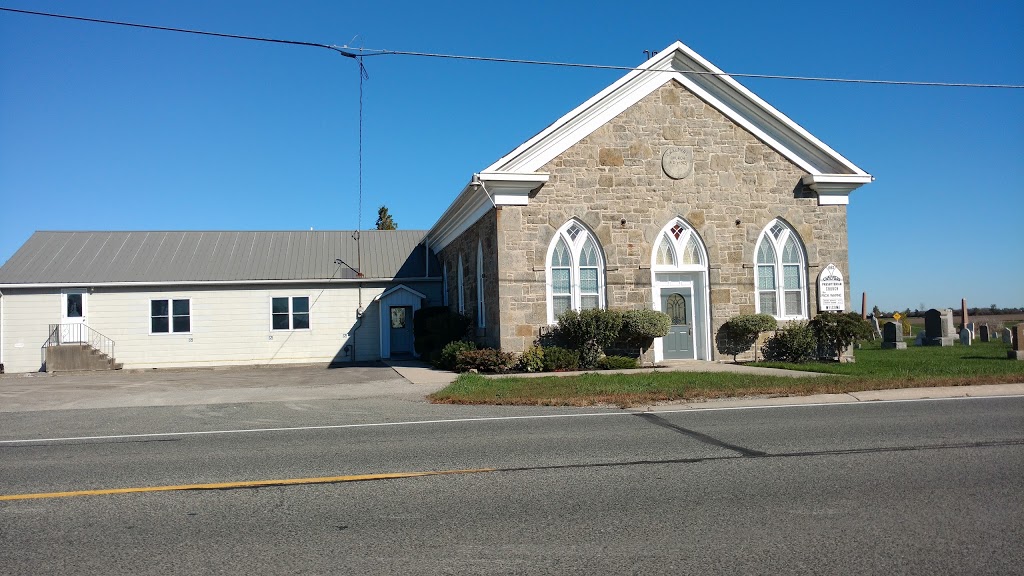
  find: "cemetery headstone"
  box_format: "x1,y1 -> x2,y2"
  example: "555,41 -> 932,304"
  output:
1010,325 -> 1024,361
914,330 -> 927,346
882,322 -> 906,350
870,315 -> 882,340
959,328 -> 972,346
966,322 -> 975,338
1003,327 -> 1013,345
924,308 -> 955,346
980,325 -> 990,342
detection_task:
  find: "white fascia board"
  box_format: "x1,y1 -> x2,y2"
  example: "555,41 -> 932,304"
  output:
425,183 -> 493,252
483,41 -> 871,179
478,172 -> 549,206
375,284 -> 428,301
801,174 -> 873,205
0,278 -> 441,290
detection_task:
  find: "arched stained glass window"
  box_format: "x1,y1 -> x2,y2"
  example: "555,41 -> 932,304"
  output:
755,219 -> 807,319
546,222 -> 606,323
681,236 -> 702,265
652,219 -> 706,271
656,235 -> 675,266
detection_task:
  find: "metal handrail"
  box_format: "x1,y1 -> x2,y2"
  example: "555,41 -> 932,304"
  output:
41,323 -> 116,365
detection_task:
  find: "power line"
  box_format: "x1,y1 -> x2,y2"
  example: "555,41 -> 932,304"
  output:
361,49 -> 1024,89
0,6 -> 357,58
2,6 -> 1022,89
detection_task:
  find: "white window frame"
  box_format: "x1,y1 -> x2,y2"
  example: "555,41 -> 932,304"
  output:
545,220 -> 606,324
150,298 -> 192,335
476,241 -> 485,328
753,219 -> 808,320
271,295 -> 311,331
457,255 -> 465,314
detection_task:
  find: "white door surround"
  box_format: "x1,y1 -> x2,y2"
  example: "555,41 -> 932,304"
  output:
650,219 -> 711,361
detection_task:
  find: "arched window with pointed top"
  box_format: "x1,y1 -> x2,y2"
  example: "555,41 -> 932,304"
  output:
651,219 -> 707,272
754,219 -> 808,319
457,254 -> 465,314
546,220 -> 606,324
476,241 -> 485,328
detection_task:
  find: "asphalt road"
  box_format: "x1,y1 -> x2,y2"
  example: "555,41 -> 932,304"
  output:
1,396 -> 1022,575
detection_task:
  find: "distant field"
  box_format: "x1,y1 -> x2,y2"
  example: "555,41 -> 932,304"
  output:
892,313 -> 1023,327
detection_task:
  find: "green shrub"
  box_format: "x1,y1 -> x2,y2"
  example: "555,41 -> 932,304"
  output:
518,345 -> 545,373
620,309 -> 671,360
556,309 -> 624,351
541,346 -> 580,372
435,340 -> 476,371
809,312 -> 872,361
578,339 -> 603,370
761,321 -> 818,363
598,355 -> 639,370
455,348 -> 518,373
414,307 -> 472,360
716,314 -> 778,362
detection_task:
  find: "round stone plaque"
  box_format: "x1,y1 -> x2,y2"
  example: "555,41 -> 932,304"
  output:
662,147 -> 693,180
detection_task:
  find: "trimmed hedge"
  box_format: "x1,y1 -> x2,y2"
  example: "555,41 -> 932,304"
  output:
541,346 -> 580,372
716,314 -> 778,362
455,348 -> 519,373
762,321 -> 817,363
435,340 -> 476,371
414,307 -> 472,362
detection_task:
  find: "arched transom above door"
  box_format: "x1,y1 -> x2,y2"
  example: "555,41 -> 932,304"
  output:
652,219 -> 707,271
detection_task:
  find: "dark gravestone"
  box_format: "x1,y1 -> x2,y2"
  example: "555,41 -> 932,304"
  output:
1010,325 -> 1024,361
882,321 -> 906,350
924,308 -> 955,346
979,324 -> 990,342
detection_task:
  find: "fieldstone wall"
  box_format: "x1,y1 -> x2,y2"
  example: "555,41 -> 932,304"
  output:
436,209 -> 501,349
496,80 -> 850,357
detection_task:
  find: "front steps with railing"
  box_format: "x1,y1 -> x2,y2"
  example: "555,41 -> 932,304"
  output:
42,324 -> 122,372
44,344 -> 123,372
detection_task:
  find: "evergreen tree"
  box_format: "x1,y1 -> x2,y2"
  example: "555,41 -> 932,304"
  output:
375,206 -> 397,230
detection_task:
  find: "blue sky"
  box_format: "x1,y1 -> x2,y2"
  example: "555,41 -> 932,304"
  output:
1,0 -> 1021,311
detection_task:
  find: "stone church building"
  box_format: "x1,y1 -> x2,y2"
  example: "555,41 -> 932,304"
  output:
426,41 -> 871,362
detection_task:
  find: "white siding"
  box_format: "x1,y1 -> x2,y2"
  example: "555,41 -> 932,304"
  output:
1,291 -> 61,373
0,284 -> 391,373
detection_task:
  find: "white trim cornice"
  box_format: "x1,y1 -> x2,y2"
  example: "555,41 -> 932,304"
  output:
801,174 -> 874,205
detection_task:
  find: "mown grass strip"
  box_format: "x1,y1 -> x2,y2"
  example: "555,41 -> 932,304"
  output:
429,341 -> 1024,407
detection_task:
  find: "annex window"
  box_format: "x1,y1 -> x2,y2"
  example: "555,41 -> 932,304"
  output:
754,219 -> 807,319
476,241 -> 485,328
151,299 -> 190,334
272,296 -> 310,330
546,220 -> 606,324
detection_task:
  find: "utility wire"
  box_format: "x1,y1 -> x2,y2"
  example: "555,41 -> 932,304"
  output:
2,6 -> 1022,89
361,48 -> 1024,89
0,6 -> 358,58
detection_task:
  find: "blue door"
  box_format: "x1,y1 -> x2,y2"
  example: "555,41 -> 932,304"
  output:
661,289 -> 694,359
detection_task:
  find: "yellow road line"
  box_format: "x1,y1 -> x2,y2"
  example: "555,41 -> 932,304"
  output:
0,468 -> 496,502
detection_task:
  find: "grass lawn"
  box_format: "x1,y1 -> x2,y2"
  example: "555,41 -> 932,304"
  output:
429,339 -> 1024,407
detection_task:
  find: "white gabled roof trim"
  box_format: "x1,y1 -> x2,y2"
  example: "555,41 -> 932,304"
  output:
486,41 -> 870,179
375,284 -> 427,301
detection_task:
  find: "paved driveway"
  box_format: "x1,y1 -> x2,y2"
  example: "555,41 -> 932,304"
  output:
0,363 -> 439,413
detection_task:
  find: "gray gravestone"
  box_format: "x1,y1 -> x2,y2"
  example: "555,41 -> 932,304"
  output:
980,325 -> 990,342
959,328 -> 972,346
870,315 -> 882,340
1003,327 -> 1013,345
1010,325 -> 1024,360
914,331 -> 927,346
882,322 -> 906,349
924,309 -> 956,346
966,322 -> 975,337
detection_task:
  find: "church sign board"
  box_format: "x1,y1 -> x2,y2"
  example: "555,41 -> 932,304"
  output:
818,263 -> 845,312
